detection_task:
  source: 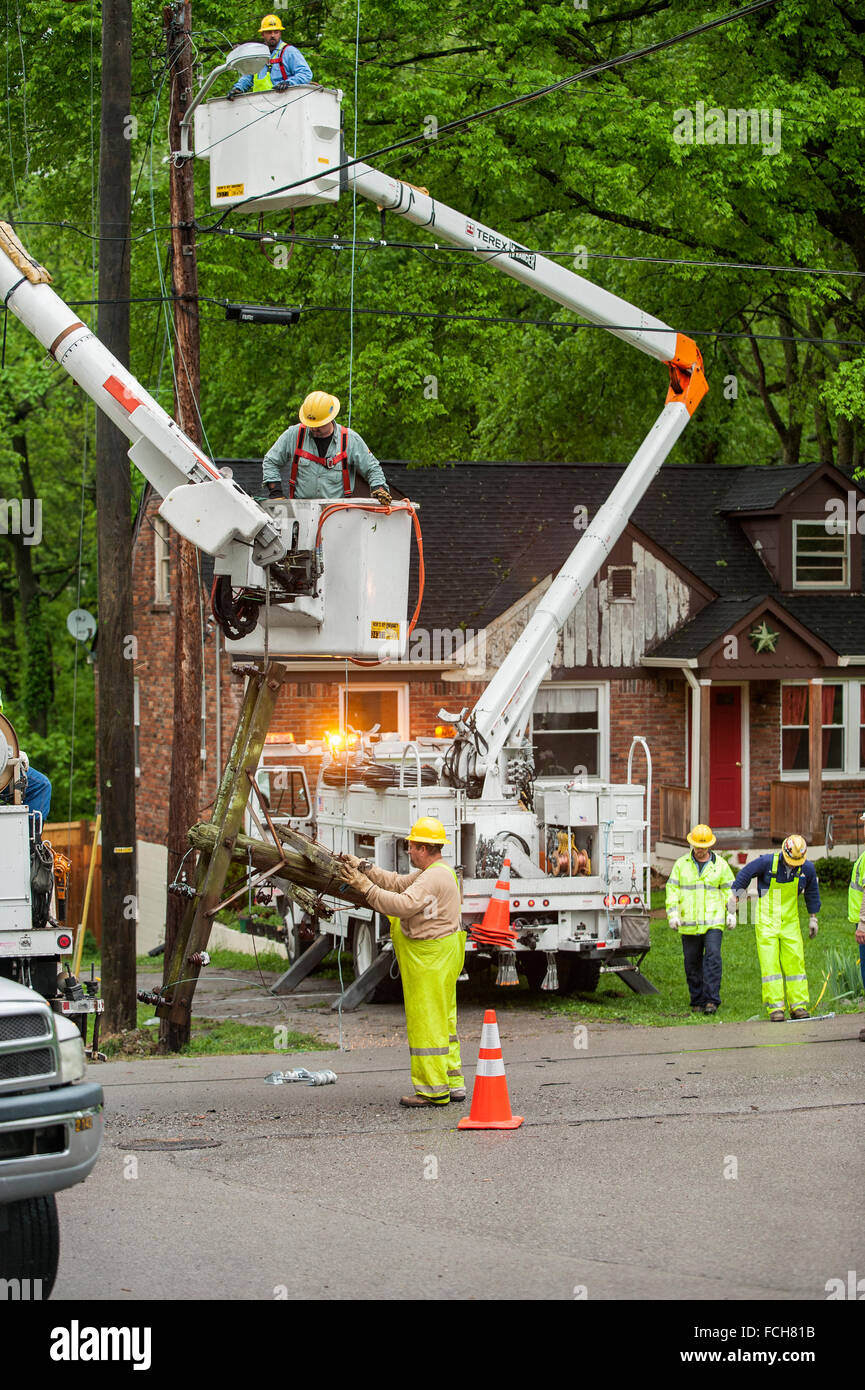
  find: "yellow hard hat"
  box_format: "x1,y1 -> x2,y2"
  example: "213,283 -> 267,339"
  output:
299,391 -> 340,427
782,833 -> 807,867
408,816 -> 450,845
686,823 -> 716,848
259,14 -> 284,32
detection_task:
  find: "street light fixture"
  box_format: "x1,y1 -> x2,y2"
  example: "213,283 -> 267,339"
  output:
178,43 -> 270,159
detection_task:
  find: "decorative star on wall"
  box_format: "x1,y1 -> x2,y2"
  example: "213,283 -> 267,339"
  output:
749,619 -> 779,654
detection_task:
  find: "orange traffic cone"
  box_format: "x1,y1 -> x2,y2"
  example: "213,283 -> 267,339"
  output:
471,859 -> 516,947
458,1009 -> 523,1130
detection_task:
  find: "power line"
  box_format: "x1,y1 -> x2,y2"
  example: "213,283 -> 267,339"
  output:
197,0 -> 784,229
38,294 -> 863,348
12,217 -> 863,283
203,224 -> 865,281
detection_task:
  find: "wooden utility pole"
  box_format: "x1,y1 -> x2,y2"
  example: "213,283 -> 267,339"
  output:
161,0 -> 204,1051
96,0 -> 137,1033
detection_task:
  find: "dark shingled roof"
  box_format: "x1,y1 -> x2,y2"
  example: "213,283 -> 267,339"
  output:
648,598 -> 766,659
206,460 -> 865,657
718,465 -> 816,513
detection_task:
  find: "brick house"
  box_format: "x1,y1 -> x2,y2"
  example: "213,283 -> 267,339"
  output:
130,459 -> 865,946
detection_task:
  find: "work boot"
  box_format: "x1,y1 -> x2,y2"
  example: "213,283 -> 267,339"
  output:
769,1010 -> 785,1022
791,1008 -> 810,1019
399,1094 -> 447,1108
449,1088 -> 467,1102
703,1003 -> 718,1015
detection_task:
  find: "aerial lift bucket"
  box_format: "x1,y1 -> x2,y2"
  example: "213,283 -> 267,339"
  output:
194,85 -> 343,212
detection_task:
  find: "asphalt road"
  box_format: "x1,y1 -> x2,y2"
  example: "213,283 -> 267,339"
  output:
52,1006 -> 864,1304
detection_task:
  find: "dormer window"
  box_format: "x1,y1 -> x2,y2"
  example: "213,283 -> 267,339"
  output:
792,519 -> 849,589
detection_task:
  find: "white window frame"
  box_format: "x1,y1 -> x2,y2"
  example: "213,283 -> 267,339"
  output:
339,683 -> 409,740
792,518 -> 850,590
780,680 -> 862,781
154,516 -> 171,604
133,677 -> 140,780
530,682 -> 610,782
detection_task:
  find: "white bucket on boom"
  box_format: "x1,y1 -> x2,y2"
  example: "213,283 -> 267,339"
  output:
194,86 -> 343,211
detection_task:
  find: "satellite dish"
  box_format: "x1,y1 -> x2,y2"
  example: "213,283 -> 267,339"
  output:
67,608 -> 97,643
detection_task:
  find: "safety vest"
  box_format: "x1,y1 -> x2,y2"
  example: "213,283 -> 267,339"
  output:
665,851 -> 733,933
288,426 -> 350,498
252,42 -> 293,92
848,850 -> 865,925
757,852 -> 802,935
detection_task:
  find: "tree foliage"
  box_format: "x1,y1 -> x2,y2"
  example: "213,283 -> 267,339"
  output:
0,0 -> 863,809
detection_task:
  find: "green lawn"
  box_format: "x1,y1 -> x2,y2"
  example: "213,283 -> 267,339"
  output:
534,886 -> 863,1027
98,1002 -> 334,1059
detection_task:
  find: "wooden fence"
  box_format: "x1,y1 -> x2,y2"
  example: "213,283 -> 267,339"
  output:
658,785 -> 691,844
43,820 -> 102,945
770,782 -> 809,842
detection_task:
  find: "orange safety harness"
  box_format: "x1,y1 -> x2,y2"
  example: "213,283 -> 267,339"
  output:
288,424 -> 350,498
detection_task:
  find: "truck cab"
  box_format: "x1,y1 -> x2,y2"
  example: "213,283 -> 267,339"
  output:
0,976 -> 104,1296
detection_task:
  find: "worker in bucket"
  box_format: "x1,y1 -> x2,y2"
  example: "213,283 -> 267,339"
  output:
339,818 -> 466,1107
665,824 -> 735,1015
729,833 -> 820,1021
227,14 -> 312,97
262,391 -> 392,503
847,813 -> 865,1041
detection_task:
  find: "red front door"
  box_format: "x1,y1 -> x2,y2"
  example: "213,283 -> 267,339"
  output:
709,687 -> 742,827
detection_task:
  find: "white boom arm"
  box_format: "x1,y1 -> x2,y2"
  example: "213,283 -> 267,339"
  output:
0,224 -> 287,586
348,167 -> 707,794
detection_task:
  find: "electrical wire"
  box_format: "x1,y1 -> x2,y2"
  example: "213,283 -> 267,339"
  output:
13,0 -> 28,178
347,0 -> 361,430
4,0 -> 20,214
12,217 -> 862,284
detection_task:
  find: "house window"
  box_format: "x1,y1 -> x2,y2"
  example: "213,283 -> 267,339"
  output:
531,684 -> 608,779
792,520 -> 849,589
609,566 -> 635,601
781,682 -> 852,777
133,677 -> 140,780
154,516 -> 171,604
339,685 -> 408,740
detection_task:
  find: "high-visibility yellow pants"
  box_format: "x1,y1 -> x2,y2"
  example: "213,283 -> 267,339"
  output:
756,922 -> 809,1014
390,919 -> 466,1102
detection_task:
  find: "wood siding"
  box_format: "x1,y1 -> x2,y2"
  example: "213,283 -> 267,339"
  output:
482,541 -> 694,671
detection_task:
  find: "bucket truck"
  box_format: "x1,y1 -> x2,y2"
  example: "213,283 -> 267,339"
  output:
0,217 -> 416,1021
187,82 -> 707,1001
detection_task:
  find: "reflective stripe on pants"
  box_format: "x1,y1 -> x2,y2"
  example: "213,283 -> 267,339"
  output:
390,919 -> 466,1101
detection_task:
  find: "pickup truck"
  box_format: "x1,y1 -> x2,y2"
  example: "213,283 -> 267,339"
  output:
0,975 -> 103,1298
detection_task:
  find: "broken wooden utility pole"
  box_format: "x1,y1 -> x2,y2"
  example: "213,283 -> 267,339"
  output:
160,0 -> 204,1051
97,0 -> 137,1033
155,663 -> 288,1028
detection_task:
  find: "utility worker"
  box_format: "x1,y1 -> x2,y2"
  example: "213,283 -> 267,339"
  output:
227,15 -> 312,97
339,818 -> 466,1108
848,813 -> 865,1042
262,391 -> 392,503
729,833 -> 820,1021
665,824 -> 735,1015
